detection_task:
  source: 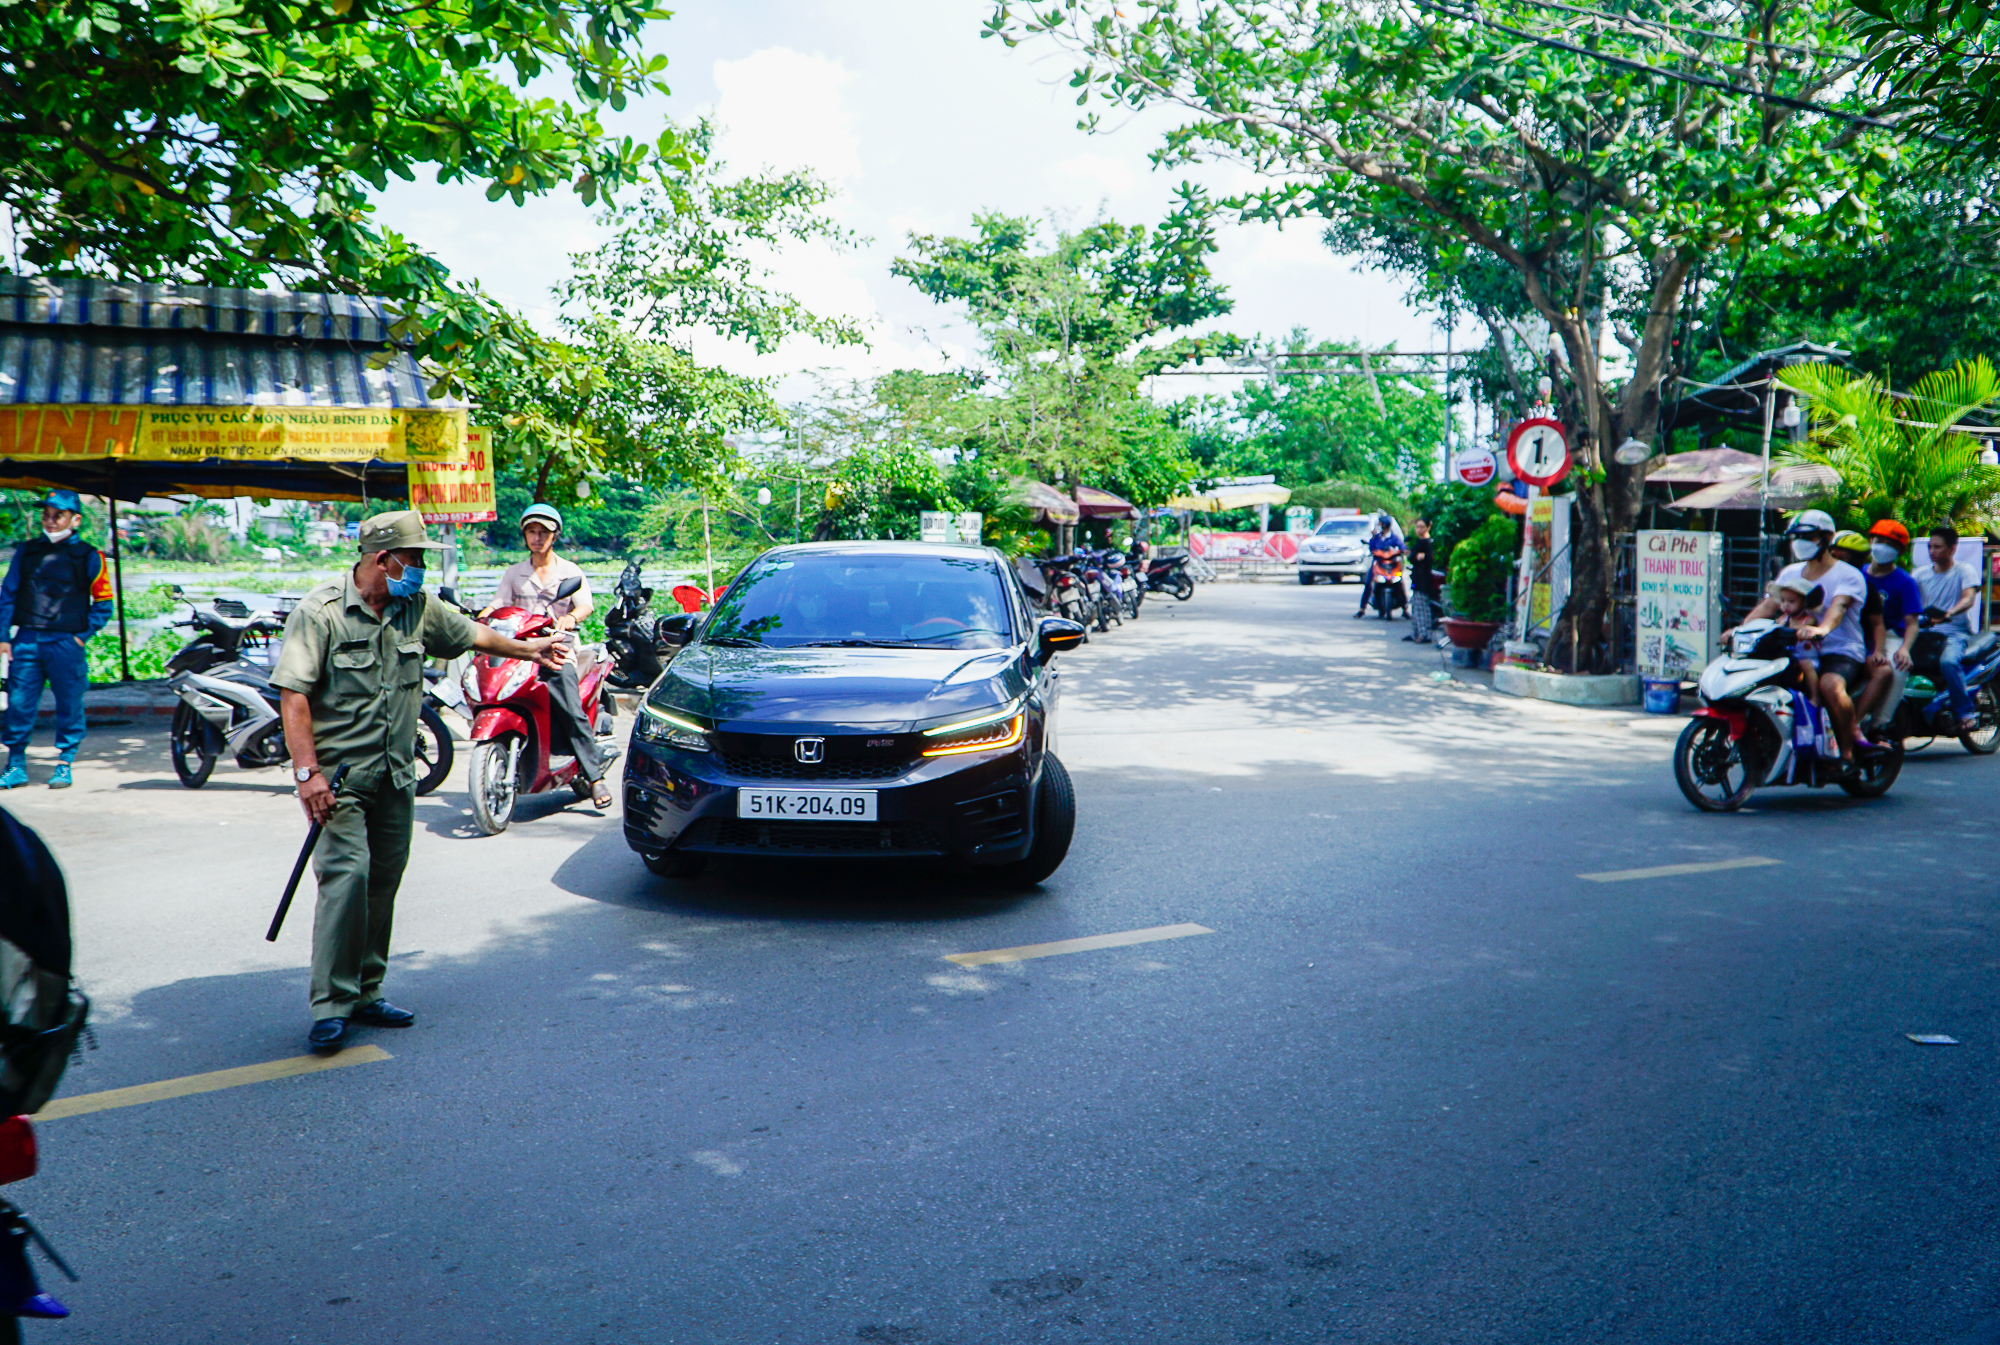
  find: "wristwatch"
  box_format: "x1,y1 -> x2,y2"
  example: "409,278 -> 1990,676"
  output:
294,765 -> 318,783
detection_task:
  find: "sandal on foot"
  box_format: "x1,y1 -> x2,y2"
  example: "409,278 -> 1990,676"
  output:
591,781 -> 614,809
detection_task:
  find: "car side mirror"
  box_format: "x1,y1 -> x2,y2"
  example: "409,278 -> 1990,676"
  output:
1036,617 -> 1087,664
655,612 -> 701,653
554,575 -> 584,601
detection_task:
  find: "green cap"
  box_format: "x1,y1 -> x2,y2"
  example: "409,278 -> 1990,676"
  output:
356,509 -> 447,553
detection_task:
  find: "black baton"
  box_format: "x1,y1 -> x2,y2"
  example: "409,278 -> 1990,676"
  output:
266,763 -> 349,943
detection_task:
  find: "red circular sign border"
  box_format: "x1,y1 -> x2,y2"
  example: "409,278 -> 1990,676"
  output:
1506,417 -> 1571,488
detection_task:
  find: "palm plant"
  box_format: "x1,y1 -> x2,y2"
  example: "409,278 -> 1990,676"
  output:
1776,359 -> 2000,535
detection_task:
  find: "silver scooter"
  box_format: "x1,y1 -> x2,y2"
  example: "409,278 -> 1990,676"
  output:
168,659 -> 452,793
1673,619 -> 1902,812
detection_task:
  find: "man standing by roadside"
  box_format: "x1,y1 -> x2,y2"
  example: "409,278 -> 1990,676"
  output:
0,490 -> 114,790
1913,523 -> 1983,734
273,510 -> 568,1054
1737,509 -> 1868,770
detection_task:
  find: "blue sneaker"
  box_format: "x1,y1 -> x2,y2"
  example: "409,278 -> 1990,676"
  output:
48,763 -> 72,790
0,763 -> 25,790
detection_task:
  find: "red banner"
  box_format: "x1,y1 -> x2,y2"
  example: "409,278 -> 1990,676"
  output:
1189,532 -> 1299,561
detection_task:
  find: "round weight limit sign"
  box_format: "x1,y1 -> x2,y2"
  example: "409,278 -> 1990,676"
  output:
1505,418 -> 1570,489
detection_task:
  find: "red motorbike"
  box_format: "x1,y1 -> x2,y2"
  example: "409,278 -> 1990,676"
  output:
460,577 -> 613,834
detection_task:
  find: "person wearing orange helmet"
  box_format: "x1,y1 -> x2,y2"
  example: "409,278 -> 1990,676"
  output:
1855,520 -> 1923,727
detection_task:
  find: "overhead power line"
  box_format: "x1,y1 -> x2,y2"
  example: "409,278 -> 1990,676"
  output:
1409,0 -> 1912,135
1496,0 -> 1862,61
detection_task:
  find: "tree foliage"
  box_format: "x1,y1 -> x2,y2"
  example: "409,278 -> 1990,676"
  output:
1851,0 -> 2000,157
1776,358 -> 2000,532
988,0 -> 1894,670
0,0 -> 670,292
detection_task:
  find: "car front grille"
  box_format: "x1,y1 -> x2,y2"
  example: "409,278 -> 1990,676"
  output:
714,753 -> 911,781
679,817 -> 946,854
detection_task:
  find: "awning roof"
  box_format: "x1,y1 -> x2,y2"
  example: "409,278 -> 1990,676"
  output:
1005,478 -> 1080,524
1665,462 -> 1841,511
1663,341 -> 1848,434
1168,482 -> 1292,511
1074,484 -> 1138,518
1644,447 -> 1767,485
0,275 -> 458,409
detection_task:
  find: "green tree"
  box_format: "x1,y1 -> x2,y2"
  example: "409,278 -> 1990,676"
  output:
893,211 -> 1217,496
1851,0 -> 2000,156
994,0 -> 1895,671
0,0 -> 668,294
1776,358 -> 2000,532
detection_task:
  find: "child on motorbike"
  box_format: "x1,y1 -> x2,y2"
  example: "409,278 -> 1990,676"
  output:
1775,575 -> 1825,702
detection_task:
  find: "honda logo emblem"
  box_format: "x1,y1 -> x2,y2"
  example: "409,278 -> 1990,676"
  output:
793,737 -> 825,764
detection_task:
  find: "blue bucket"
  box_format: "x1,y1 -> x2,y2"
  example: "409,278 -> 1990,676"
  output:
1641,678 -> 1681,714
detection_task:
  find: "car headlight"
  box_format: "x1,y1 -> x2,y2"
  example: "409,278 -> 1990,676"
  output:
921,703 -> 1027,758
638,701 -> 712,752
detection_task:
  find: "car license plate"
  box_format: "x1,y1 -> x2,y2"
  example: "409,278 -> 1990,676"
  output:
735,789 -> 878,822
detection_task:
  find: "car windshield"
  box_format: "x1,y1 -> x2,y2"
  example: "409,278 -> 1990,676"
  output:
702,552 -> 1016,650
1314,519 -> 1373,538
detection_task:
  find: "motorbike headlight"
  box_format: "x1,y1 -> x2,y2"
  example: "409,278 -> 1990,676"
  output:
639,701 -> 711,752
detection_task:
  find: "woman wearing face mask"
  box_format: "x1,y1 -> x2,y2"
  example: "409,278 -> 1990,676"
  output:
480,503 -> 612,809
1854,520 -> 1923,727
1735,509 -> 1871,771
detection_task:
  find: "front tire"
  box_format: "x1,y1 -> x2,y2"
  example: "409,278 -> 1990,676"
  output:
169,701 -> 219,788
1297,571 -> 1314,586
1841,737 -> 1905,796
415,703 -> 453,796
992,753 -> 1076,887
1674,718 -> 1756,812
1959,683 -> 1999,755
466,736 -> 520,835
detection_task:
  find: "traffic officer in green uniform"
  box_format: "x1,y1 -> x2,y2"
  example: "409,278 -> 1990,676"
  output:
274,509 -> 568,1054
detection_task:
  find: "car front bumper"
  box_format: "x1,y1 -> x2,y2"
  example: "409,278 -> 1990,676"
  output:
622,734 -> 1038,865
1298,553 -> 1368,576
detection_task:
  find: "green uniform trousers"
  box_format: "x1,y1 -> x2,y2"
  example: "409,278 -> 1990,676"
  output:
309,776 -> 415,1018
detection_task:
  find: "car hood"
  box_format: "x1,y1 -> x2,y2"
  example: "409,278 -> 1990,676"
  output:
649,643 -> 1027,729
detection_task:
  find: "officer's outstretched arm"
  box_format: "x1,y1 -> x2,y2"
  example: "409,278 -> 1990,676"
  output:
470,626 -> 569,670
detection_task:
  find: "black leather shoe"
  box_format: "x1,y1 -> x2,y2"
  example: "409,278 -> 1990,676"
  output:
353,999 -> 416,1028
307,1017 -> 350,1054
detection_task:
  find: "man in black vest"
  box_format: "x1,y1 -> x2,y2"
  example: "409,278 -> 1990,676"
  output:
0,490 -> 113,790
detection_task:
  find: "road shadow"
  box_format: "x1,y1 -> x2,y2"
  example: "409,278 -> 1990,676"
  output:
549,812 -> 1040,926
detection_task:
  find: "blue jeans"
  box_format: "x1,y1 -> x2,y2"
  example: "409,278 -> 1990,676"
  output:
3,630 -> 89,762
1938,630 -> 1974,720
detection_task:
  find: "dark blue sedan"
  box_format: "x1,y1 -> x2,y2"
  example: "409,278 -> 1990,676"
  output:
621,542 -> 1086,884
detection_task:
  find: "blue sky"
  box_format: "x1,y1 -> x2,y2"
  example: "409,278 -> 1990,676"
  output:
376,0 -> 1455,398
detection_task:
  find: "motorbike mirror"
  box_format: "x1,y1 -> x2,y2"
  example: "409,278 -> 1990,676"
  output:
655,612 -> 700,653
554,575 -> 584,601
438,584 -> 459,608
1036,617 -> 1087,664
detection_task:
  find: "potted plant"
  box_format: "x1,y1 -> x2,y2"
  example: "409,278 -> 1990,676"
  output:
1441,512 -> 1515,649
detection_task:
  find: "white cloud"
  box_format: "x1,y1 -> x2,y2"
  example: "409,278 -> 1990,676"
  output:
712,48 -> 862,184
1053,152 -> 1140,197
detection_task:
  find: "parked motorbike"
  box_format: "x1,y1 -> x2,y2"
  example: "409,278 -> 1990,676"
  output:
1872,614 -> 2000,754
461,577 -> 616,834
602,558 -> 667,691
1093,548 -> 1142,620
1138,549 -> 1195,601
1078,551 -> 1120,633
165,593 -> 286,674
1034,556 -> 1094,637
1674,619 -> 1902,811
169,657 -> 453,794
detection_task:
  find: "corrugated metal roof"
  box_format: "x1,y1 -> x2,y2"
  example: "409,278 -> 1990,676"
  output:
0,276 -> 461,409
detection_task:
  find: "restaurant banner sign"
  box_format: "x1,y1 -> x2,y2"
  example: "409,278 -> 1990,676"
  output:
0,405 -> 465,463
410,426 -> 498,524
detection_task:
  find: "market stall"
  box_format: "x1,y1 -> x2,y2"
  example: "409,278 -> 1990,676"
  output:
0,277 -> 494,676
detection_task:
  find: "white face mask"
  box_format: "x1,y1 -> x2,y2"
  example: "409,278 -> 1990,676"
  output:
1870,541 -> 1900,565
42,528 -> 73,544
1790,538 -> 1822,562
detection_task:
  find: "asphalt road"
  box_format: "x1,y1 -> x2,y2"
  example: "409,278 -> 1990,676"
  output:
7,581 -> 1998,1345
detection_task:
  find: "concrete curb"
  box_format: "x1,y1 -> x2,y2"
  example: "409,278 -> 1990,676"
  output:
1493,664 -> 1640,707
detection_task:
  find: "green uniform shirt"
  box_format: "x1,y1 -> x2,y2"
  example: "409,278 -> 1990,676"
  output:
271,570 -> 478,790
